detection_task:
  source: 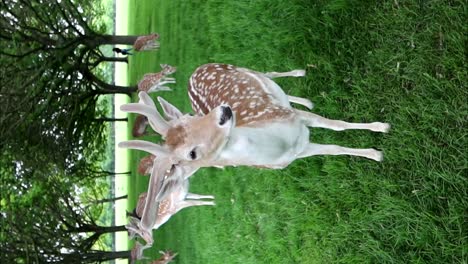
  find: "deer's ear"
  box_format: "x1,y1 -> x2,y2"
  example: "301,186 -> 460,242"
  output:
138,91 -> 157,108
157,97 -> 183,121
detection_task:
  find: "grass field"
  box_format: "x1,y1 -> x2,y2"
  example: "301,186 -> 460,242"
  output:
121,0 -> 466,263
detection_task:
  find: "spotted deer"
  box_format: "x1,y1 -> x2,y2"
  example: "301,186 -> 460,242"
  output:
120,63 -> 390,244
138,64 -> 177,93
128,186 -> 214,235
137,154 -> 155,175
125,157 -> 214,245
133,33 -> 160,51
130,241 -> 150,263
151,250 -> 178,264
121,63 -> 389,172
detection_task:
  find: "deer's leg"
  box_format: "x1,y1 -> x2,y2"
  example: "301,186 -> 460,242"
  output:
162,77 -> 176,82
298,143 -> 383,161
288,95 -> 314,109
156,86 -> 173,92
186,193 -> 215,200
157,80 -> 176,86
175,200 -> 215,212
264,69 -> 305,78
295,110 -> 390,132
148,83 -> 173,93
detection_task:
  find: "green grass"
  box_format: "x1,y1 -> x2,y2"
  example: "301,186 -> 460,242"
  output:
123,0 -> 467,263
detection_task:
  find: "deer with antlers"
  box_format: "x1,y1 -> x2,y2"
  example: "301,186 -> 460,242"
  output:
121,63 -> 389,169
120,63 -> 390,244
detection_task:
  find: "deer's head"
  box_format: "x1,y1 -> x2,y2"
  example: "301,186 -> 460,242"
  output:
160,64 -> 177,75
120,92 -> 235,168
126,152 -> 190,245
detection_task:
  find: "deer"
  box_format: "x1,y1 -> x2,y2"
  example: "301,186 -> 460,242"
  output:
125,156 -> 214,245
119,63 -> 390,241
120,63 -> 389,171
133,188 -> 214,226
133,33 -> 160,51
132,115 -> 150,137
130,241 -> 151,264
138,64 -> 177,93
150,250 -> 178,264
137,154 -> 156,175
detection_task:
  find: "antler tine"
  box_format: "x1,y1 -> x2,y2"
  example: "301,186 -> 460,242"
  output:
157,96 -> 184,121
138,91 -> 157,108
121,102 -> 169,137
118,140 -> 169,157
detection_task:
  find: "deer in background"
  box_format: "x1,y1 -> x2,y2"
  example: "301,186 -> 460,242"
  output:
137,154 -> 155,175
126,177 -> 214,244
151,250 -> 178,264
138,64 -> 177,93
125,151 -> 214,245
133,33 -> 160,51
130,241 -> 150,264
132,115 -> 150,137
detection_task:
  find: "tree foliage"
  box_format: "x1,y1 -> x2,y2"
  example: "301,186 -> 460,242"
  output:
0,1 -> 144,262
0,0 -> 140,173
1,166 -> 129,263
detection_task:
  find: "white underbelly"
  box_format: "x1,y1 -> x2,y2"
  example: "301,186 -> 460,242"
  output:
218,121 -> 309,168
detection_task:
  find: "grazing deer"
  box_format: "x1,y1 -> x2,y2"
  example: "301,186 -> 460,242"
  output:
133,33 -> 160,51
126,158 -> 214,245
132,115 -> 150,137
151,250 -> 178,264
120,63 -> 389,171
138,64 -> 177,93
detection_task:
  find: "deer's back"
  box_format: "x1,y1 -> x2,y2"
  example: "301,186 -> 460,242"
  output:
188,64 -> 294,127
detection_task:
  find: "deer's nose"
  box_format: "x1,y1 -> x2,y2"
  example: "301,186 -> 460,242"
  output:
219,106 -> 233,126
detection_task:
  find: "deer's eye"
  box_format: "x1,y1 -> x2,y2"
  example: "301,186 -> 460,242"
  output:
189,149 -> 197,160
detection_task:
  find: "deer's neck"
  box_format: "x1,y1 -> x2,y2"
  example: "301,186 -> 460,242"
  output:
212,119 -> 309,168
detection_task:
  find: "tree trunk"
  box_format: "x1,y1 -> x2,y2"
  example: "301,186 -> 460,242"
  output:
92,56 -> 128,68
91,195 -> 128,204
93,117 -> 128,122
85,34 -> 148,47
75,225 -> 129,251
62,250 -> 131,263
102,56 -> 128,63
81,67 -> 137,95
70,224 -> 127,234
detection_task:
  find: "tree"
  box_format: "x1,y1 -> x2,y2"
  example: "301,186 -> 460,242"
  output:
0,0 -> 152,174
0,167 -> 132,263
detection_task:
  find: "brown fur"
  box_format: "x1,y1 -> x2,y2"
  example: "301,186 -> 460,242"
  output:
133,33 -> 159,51
165,125 -> 187,150
137,155 -> 155,175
